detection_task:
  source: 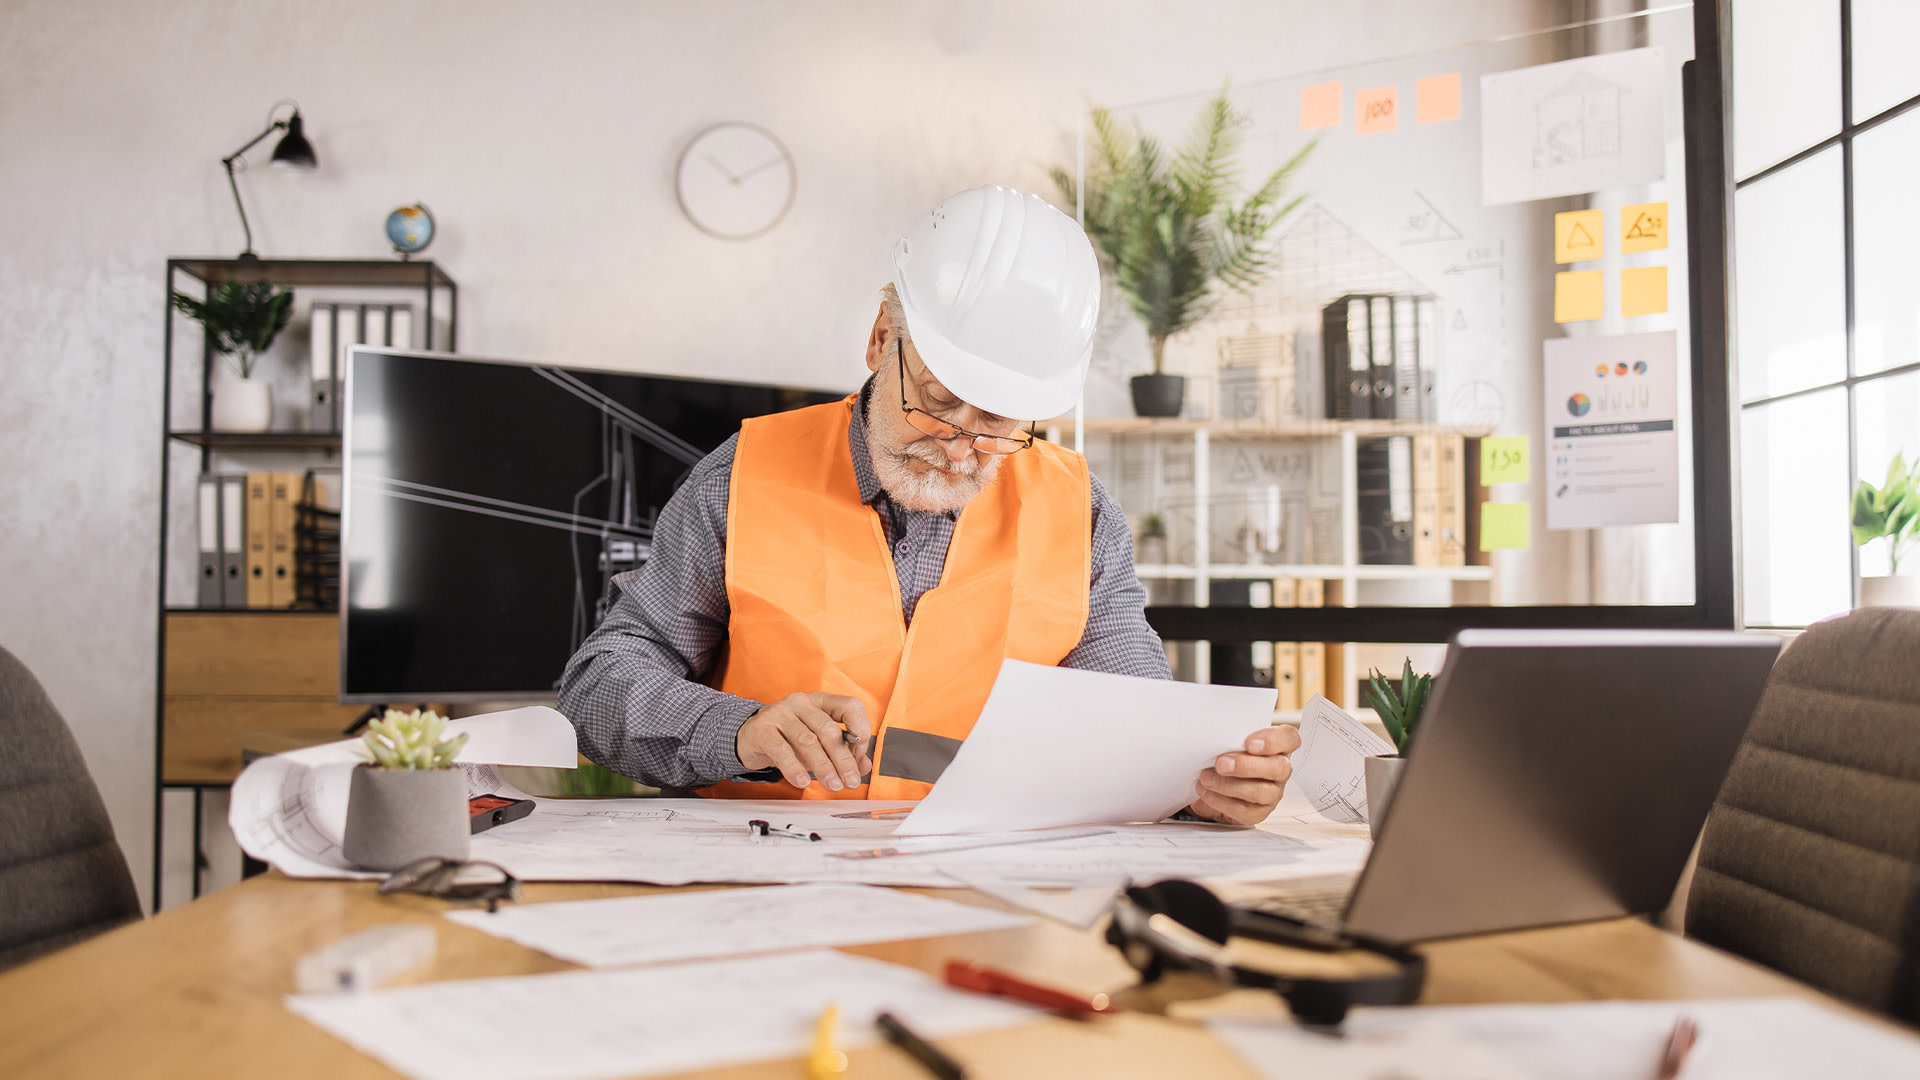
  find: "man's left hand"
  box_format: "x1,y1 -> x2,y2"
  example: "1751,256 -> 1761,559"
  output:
1188,725 -> 1303,826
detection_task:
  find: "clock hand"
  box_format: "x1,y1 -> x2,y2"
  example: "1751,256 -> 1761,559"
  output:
734,155 -> 788,182
705,153 -> 741,184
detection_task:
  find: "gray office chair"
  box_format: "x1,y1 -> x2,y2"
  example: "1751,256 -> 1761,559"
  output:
1686,607 -> 1920,1023
0,645 -> 142,971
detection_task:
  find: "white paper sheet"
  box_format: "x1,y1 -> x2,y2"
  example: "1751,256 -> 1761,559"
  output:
444,883 -> 1031,967
229,706 -> 578,876
1210,998 -> 1920,1080
894,659 -> 1278,836
1480,47 -> 1667,206
1287,695 -> 1397,825
286,949 -> 1037,1080
938,873 -> 1122,929
462,798 -> 1315,888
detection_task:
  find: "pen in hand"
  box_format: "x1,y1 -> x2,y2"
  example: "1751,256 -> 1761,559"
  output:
1656,1014 -> 1697,1080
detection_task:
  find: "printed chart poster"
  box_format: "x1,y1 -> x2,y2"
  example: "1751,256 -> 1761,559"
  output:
1481,47 -> 1666,205
1543,330 -> 1680,530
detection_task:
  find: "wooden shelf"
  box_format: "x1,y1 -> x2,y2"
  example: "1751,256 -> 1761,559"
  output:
169,257 -> 454,289
168,430 -> 341,450
1072,416 -> 1492,440
1135,563 -> 1494,581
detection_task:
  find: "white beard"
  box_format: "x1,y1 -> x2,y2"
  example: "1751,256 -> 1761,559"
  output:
869,436 -> 1001,513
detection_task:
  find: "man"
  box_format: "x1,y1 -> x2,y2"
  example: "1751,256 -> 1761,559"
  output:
559,185 -> 1299,825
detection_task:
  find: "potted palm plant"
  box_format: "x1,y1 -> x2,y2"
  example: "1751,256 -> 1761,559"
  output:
1054,89 -> 1314,417
342,708 -> 472,871
1364,660 -> 1431,838
171,281 -> 295,432
1853,454 -> 1919,609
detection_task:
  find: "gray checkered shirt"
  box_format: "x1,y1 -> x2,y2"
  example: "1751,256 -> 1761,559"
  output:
557,379 -> 1170,789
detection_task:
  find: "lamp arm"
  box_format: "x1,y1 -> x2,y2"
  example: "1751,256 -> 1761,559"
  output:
221,120 -> 287,260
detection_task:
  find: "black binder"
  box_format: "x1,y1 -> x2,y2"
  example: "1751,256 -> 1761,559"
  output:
1321,295 -> 1374,419
1358,436 -> 1415,564
1367,296 -> 1396,420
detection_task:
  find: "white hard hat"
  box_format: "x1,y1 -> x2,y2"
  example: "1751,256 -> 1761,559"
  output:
889,185 -> 1100,422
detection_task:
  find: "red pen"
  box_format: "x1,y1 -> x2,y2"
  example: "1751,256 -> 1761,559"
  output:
943,959 -> 1118,1016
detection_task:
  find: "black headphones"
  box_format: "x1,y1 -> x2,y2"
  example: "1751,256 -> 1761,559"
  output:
1105,879 -> 1427,1027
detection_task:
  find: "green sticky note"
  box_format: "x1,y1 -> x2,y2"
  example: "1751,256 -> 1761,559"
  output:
1480,436 -> 1530,485
1480,502 -> 1530,551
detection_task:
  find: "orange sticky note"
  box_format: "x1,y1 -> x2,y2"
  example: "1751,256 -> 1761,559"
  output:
1622,265 -> 1668,316
1555,271 -> 1604,322
1621,201 -> 1669,253
1416,73 -> 1461,124
1554,209 -> 1604,263
1300,81 -> 1341,130
1356,85 -> 1399,134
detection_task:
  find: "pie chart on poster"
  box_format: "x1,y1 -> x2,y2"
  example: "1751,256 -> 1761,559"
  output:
1568,393 -> 1592,417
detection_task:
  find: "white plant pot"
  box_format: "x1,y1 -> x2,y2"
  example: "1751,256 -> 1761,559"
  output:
211,377 -> 273,432
1858,575 -> 1920,609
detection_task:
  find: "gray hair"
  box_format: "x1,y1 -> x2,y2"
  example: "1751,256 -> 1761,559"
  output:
879,282 -> 912,348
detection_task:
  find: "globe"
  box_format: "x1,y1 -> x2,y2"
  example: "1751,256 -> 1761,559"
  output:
386,204 -> 434,255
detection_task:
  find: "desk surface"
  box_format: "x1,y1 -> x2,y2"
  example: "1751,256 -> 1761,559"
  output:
0,874 -> 1868,1079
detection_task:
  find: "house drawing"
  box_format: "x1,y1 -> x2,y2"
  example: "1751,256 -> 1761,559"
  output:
1533,69 -> 1626,170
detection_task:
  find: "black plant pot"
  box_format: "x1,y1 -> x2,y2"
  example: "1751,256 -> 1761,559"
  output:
1130,374 -> 1186,418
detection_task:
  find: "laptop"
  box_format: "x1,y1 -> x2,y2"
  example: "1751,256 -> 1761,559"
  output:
1235,629 -> 1781,945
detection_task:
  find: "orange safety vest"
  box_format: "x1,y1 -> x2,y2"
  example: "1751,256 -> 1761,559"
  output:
698,395 -> 1091,800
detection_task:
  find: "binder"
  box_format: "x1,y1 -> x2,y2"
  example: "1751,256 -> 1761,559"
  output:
1321,296 -> 1373,420
268,471 -> 298,608
1367,296 -> 1395,419
1393,296 -> 1422,421
309,302 -> 335,432
1271,577 -> 1298,608
1412,437 -> 1441,567
1358,438 -> 1414,564
1414,297 -> 1438,422
1273,641 -> 1301,711
364,305 -> 390,349
1296,578 -> 1325,608
390,305 -> 414,350
1436,435 -> 1467,566
1324,643 -> 1348,711
220,475 -> 247,608
197,475 -> 222,608
1299,642 -> 1326,702
335,304 -> 362,425
245,472 -> 272,608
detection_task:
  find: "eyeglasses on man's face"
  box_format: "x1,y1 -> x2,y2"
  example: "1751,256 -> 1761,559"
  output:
896,338 -> 1036,456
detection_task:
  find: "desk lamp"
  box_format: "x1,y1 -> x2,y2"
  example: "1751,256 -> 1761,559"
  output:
222,100 -> 318,260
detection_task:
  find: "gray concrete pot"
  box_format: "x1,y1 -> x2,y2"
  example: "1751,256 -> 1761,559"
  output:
1364,754 -> 1406,839
342,765 -> 470,871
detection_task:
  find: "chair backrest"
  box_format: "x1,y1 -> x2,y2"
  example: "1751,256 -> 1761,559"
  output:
1687,607 -> 1920,1022
0,645 -> 141,971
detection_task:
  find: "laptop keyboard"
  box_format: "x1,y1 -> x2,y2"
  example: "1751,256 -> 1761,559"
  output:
1240,885 -> 1353,931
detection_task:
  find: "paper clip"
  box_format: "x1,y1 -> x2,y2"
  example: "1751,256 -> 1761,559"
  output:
747,819 -> 822,842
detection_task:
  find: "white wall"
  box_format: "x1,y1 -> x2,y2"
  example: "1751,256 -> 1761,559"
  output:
0,0 -> 1553,908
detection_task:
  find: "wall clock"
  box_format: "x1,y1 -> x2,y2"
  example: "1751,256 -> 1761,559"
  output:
674,122 -> 797,241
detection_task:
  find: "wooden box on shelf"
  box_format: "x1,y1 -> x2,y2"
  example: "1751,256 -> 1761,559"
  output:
161,611 -> 363,784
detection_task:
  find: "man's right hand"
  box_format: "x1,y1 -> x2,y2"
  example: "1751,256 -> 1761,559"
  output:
735,692 -> 873,791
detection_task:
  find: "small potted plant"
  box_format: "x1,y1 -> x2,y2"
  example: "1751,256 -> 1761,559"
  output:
1852,453 -> 1919,609
1364,660 -> 1431,838
1136,512 -> 1169,566
1055,89 -> 1314,418
171,281 -> 295,432
342,707 -> 472,871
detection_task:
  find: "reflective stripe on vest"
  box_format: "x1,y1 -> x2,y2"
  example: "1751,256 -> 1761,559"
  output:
697,395 -> 1091,800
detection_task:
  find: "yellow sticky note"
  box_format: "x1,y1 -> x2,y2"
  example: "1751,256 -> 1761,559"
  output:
1554,271 -> 1604,322
1622,265 -> 1668,317
1416,72 -> 1461,124
1480,436 -> 1530,485
1554,210 -> 1603,263
1480,502 -> 1531,551
1621,202 -> 1669,253
1356,85 -> 1399,134
1300,81 -> 1342,130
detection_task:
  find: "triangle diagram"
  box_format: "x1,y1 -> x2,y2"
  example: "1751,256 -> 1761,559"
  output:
1568,221 -> 1595,249
1625,212 -> 1657,239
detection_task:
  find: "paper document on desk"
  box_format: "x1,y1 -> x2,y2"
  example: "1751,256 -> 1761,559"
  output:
228,706 -> 577,877
444,883 -> 1031,967
287,948 -> 1037,1080
1210,997 -> 1920,1080
894,659 -> 1278,835
1284,694 -> 1397,825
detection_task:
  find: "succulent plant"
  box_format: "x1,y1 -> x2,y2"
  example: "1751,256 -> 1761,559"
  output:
1367,659 -> 1432,756
361,707 -> 468,770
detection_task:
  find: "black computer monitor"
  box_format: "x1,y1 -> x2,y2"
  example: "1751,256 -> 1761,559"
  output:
340,347 -> 840,703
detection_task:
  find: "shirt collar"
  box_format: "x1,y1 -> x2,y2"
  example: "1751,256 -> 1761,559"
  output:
848,376 -> 886,507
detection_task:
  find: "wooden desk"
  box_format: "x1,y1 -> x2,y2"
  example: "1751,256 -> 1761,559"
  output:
0,874 -> 1863,1079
